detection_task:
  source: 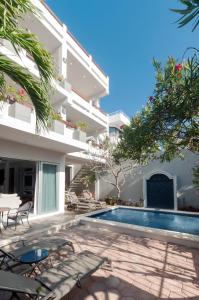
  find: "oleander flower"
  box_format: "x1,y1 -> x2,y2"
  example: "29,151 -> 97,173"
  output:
175,64 -> 182,72
18,88 -> 26,97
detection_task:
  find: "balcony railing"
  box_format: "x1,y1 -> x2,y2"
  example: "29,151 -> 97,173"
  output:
109,110 -> 130,120
71,89 -> 108,125
0,100 -> 84,142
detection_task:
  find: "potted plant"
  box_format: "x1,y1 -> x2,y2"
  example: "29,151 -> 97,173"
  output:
51,112 -> 65,135
73,121 -> 87,142
7,86 -> 32,123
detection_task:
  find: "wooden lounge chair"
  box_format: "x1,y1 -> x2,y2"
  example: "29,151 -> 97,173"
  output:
82,190 -> 106,209
0,250 -> 110,300
66,192 -> 95,211
0,237 -> 75,271
66,192 -> 83,209
76,201 -> 95,211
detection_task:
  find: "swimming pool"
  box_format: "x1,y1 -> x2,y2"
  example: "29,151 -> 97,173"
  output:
89,207 -> 199,236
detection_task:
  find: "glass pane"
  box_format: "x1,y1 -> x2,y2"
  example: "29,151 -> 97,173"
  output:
41,164 -> 57,213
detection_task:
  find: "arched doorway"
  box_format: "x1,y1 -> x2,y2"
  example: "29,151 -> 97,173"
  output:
143,172 -> 177,209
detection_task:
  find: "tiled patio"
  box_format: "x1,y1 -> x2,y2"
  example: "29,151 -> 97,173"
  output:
0,210 -> 79,244
63,224 -> 199,300
1,222 -> 199,299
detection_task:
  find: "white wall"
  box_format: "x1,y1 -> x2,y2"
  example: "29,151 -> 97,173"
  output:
99,151 -> 199,209
0,139 -> 65,214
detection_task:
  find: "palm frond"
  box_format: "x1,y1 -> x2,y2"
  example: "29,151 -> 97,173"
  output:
171,0 -> 199,31
0,0 -> 54,127
0,54 -> 53,129
0,0 -> 36,29
0,29 -> 54,84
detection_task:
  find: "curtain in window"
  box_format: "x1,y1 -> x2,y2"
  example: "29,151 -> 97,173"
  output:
41,164 -> 57,213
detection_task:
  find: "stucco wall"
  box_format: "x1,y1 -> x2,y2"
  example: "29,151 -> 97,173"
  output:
99,151 -> 199,209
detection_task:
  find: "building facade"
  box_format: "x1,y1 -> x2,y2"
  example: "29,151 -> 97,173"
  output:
101,112 -> 199,210
0,0 -> 109,218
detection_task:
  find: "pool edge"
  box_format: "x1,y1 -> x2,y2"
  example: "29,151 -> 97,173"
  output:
80,206 -> 199,249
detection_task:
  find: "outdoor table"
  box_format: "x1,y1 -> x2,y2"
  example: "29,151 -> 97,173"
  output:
0,207 -> 10,231
20,249 -> 49,276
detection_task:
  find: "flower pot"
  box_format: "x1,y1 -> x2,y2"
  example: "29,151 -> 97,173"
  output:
52,120 -> 65,135
8,102 -> 31,123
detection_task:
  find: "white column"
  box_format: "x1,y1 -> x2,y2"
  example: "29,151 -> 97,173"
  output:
58,155 -> 66,213
95,177 -> 100,200
61,25 -> 67,79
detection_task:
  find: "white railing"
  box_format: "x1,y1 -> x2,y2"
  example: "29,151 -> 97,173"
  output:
71,90 -> 108,125
0,100 -> 78,141
109,110 -> 130,120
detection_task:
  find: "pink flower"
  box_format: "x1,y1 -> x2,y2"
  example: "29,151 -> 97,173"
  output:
18,89 -> 25,97
175,64 -> 182,72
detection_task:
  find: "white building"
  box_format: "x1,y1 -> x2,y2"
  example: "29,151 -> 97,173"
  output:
108,110 -> 130,144
101,112 -> 199,210
0,0 -> 109,218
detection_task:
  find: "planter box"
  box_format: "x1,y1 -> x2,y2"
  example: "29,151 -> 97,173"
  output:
0,101 -> 9,118
8,102 -> 31,123
52,120 -> 65,135
73,129 -> 87,142
64,127 -> 73,139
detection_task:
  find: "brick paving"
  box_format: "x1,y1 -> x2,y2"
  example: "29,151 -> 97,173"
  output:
1,223 -> 199,299
63,224 -> 199,300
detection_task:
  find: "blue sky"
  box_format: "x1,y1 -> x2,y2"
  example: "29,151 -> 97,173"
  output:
46,0 -> 198,118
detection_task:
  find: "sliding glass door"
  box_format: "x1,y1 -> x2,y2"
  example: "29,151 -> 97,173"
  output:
38,163 -> 58,214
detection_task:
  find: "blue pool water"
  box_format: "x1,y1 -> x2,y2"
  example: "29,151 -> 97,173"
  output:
90,208 -> 199,235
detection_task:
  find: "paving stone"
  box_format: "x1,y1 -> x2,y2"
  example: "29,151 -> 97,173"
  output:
93,291 -> 106,300
107,289 -> 120,300
105,276 -> 121,288
88,281 -> 106,294
3,223 -> 199,300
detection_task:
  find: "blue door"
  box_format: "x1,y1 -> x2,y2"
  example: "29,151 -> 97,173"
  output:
147,174 -> 174,209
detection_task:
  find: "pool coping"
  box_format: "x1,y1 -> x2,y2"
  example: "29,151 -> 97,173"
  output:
80,206 -> 199,249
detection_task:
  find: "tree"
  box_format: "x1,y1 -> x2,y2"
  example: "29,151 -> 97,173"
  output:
171,0 -> 199,31
0,0 -> 54,128
116,56 -> 199,163
115,1 -> 199,200
116,1 -> 199,163
88,137 -> 139,201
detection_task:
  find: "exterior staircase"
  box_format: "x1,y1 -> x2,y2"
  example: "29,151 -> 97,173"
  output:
67,165 -> 93,194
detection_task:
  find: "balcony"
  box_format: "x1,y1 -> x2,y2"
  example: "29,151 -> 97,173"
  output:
0,100 -> 88,154
31,0 -> 109,100
108,111 -> 130,129
0,39 -> 69,106
65,89 -> 108,135
66,31 -> 109,100
30,0 -> 64,43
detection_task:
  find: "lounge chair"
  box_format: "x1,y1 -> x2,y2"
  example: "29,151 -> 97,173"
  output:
0,250 -> 111,300
6,201 -> 33,230
66,192 -> 95,211
66,192 -> 83,209
76,201 -> 95,211
0,237 -> 75,272
82,190 -> 106,209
